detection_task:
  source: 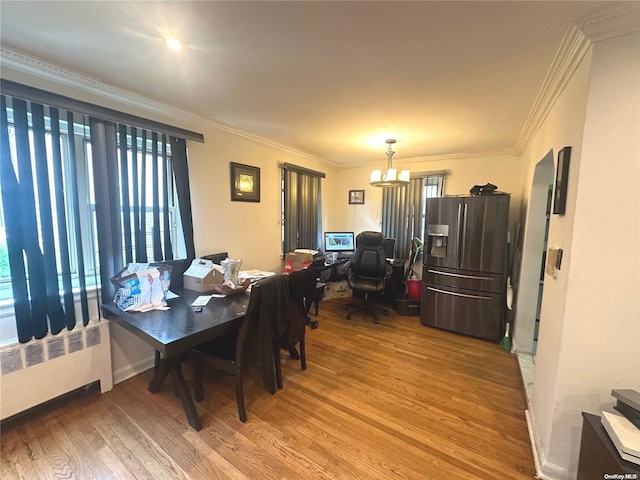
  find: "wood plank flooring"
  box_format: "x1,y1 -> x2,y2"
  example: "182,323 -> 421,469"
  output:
1,297 -> 535,479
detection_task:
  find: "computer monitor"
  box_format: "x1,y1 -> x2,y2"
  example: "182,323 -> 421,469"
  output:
324,232 -> 355,253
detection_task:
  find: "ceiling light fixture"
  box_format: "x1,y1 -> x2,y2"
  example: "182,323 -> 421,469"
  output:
165,37 -> 182,52
369,139 -> 410,187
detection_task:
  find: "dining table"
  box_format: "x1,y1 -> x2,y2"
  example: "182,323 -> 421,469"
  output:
102,288 -> 250,431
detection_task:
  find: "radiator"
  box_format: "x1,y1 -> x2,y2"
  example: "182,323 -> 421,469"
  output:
0,320 -> 113,420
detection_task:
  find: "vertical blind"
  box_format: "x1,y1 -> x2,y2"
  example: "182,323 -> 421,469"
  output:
0,89 -> 198,343
89,119 -> 195,303
381,174 -> 445,261
281,163 -> 324,254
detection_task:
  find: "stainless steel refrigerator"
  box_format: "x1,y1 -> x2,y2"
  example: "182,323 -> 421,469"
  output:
421,194 -> 510,340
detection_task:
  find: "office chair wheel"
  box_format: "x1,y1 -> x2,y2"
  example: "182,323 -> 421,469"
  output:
309,320 -> 319,329
346,314 -> 352,319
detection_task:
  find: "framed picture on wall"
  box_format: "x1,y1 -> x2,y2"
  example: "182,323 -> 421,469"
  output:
230,162 -> 260,202
349,189 -> 365,205
553,146 -> 571,215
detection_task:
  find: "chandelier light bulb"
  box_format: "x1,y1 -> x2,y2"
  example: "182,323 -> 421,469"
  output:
369,139 -> 410,187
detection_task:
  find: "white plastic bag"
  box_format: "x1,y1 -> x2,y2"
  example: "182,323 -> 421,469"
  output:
111,263 -> 171,312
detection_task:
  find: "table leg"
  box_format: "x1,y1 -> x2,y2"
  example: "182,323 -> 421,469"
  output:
169,362 -> 202,431
147,357 -> 203,431
148,360 -> 171,393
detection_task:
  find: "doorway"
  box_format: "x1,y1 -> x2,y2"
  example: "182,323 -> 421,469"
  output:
512,150 -> 554,398
533,185 -> 553,357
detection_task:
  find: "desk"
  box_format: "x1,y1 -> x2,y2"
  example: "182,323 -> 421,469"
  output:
316,259 -> 350,282
102,288 -> 250,431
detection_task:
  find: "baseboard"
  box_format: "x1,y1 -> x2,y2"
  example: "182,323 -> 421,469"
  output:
112,355 -> 154,385
525,409 -> 570,480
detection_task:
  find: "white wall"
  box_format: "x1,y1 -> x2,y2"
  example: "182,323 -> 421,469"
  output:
186,128 -> 339,273
331,153 -> 526,236
513,46 -> 592,359
522,30 -> 640,479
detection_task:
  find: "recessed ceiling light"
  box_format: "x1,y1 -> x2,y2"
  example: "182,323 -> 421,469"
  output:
165,37 -> 182,52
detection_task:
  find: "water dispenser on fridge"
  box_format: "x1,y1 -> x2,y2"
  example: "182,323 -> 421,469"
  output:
427,224 -> 449,258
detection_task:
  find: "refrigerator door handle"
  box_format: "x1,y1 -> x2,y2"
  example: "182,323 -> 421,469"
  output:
427,269 -> 495,281
460,203 -> 468,262
427,286 -> 493,300
457,203 -> 463,260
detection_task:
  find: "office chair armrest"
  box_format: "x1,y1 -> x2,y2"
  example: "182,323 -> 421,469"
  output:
343,260 -> 352,272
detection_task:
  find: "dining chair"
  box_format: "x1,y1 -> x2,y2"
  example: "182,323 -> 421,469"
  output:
190,274 -> 288,422
273,268 -> 318,389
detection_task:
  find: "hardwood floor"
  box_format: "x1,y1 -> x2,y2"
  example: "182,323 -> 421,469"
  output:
1,297 -> 535,479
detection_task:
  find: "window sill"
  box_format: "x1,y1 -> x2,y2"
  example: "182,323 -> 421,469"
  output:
0,287 -> 102,348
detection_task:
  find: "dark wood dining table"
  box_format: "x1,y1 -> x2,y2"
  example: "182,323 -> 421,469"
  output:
102,288 -> 250,431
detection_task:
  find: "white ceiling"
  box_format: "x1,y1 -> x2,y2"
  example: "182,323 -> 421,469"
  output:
0,1 -> 617,166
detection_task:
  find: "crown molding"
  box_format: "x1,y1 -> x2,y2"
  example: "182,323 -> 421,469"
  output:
1,48 -> 187,120
0,47 -> 336,169
515,3 -> 640,154
207,120 -> 337,169
514,24 -> 590,154
576,2 -> 640,43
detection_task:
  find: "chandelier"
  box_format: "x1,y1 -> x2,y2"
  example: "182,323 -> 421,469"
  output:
369,139 -> 410,187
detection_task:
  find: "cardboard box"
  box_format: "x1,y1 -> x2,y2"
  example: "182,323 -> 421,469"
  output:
183,258 -> 224,292
283,250 -> 317,273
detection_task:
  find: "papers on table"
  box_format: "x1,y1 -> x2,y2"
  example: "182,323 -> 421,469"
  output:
191,295 -> 212,307
190,293 -> 228,308
239,270 -> 276,282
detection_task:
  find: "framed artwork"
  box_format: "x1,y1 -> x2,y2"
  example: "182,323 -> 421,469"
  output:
553,146 -> 571,215
230,162 -> 260,202
348,189 -> 365,205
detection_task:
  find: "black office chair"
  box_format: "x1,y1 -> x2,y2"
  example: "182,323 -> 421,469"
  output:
200,251 -> 229,265
191,275 -> 288,422
344,231 -> 391,324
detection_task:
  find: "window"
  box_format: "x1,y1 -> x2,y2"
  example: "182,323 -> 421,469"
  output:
280,163 -> 325,254
84,135 -> 183,268
0,108 -> 185,300
381,173 -> 445,261
0,106 -> 89,301
1,91 -> 195,344
417,175 -> 445,242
